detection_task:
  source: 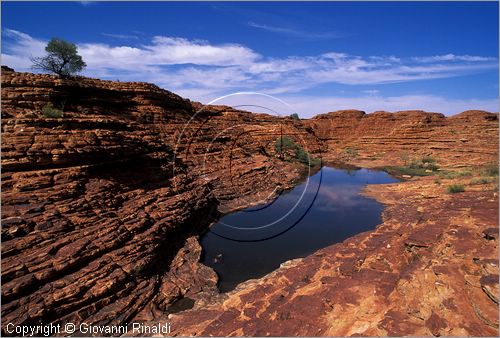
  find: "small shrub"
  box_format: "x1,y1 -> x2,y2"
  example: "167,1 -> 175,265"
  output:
482,164 -> 499,177
447,184 -> 465,194
424,162 -> 439,171
290,113 -> 300,120
275,136 -> 319,166
386,156 -> 440,177
409,158 -> 438,171
42,103 -> 63,118
384,166 -> 431,177
438,170 -> 471,179
470,177 -> 490,185
413,157 -> 437,169
295,147 -> 309,164
344,147 -> 359,157
421,156 -> 436,164
455,170 -> 471,177
275,136 -> 296,153
458,169 -> 472,177
438,171 -> 453,179
309,157 -> 321,167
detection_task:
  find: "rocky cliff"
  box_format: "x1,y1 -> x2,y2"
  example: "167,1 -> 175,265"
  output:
1,69 -> 498,336
0,69 -> 317,332
304,109 -> 498,168
1,70 -> 221,329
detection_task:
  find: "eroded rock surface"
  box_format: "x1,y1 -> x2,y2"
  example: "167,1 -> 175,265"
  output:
0,71 -> 312,334
1,70 -> 498,336
167,177 -> 499,336
304,109 -> 498,168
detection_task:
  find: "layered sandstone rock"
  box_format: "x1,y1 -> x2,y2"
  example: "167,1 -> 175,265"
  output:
1,75 -> 220,331
1,70 -> 498,336
304,109 -> 498,168
1,71 -> 317,211
0,71 -> 313,334
167,177 -> 499,336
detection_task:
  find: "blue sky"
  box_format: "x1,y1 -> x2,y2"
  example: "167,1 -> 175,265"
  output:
2,1 -> 498,116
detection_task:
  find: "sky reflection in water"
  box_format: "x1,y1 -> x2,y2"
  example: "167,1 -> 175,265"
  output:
201,166 -> 398,292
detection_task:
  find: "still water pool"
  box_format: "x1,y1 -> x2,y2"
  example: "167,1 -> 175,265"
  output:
201,166 -> 398,292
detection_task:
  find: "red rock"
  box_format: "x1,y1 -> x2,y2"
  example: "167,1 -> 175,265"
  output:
1,70 -> 498,336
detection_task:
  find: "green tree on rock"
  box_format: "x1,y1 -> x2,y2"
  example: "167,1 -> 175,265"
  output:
31,38 -> 86,77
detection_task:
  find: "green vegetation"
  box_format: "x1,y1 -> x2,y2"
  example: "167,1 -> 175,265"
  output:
384,166 -> 431,177
414,156 -> 439,171
421,156 -> 435,164
42,103 -> 63,118
275,136 -> 320,166
438,169 -> 472,179
344,147 -> 359,157
289,113 -> 300,120
295,146 -> 309,164
481,164 -> 499,177
447,184 -> 465,194
470,177 -> 492,185
31,38 -> 86,77
384,156 -> 440,177
275,136 -> 295,153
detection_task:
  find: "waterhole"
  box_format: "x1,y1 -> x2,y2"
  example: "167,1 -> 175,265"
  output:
201,166 -> 398,292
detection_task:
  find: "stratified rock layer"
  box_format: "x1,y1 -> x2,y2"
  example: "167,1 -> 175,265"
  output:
304,109 -> 498,168
1,69 -> 498,336
168,177 -> 498,336
1,74 -> 222,331
1,71 -> 312,333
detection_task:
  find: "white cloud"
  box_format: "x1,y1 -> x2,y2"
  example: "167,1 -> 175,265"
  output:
1,29 -> 497,116
413,53 -> 497,63
362,89 -> 380,95
369,55 -> 401,63
2,29 -> 259,71
145,36 -> 259,66
77,36 -> 259,70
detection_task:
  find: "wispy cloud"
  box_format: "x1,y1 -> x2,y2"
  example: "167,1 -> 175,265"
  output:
2,29 -> 497,116
1,29 -> 46,69
101,33 -> 139,40
413,53 -> 497,63
248,21 -> 344,40
314,185 -> 365,211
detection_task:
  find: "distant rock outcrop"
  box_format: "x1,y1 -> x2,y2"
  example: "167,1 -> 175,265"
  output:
2,65 -> 15,73
303,108 -> 498,168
